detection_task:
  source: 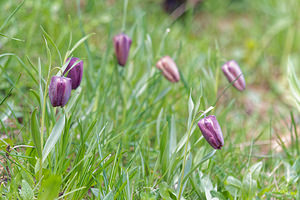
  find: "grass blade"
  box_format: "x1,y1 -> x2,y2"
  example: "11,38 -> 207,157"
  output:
42,114 -> 65,163
31,109 -> 42,158
0,0 -> 24,31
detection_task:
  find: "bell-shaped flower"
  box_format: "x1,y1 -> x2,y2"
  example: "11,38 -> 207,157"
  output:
49,76 -> 72,107
222,60 -> 246,91
63,57 -> 83,90
198,115 -> 224,149
156,56 -> 180,82
113,33 -> 132,66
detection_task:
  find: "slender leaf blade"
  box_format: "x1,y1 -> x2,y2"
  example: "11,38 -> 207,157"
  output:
42,115 -> 65,162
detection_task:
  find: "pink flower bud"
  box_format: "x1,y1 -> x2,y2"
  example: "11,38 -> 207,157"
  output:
156,56 -> 180,82
222,60 -> 246,91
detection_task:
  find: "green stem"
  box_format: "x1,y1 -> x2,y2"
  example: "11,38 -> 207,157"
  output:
39,84 -> 47,180
121,0 -> 128,32
178,117 -> 195,200
115,64 -> 125,105
39,61 -> 52,182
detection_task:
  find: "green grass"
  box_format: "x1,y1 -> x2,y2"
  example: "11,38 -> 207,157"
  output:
1,0 -> 300,199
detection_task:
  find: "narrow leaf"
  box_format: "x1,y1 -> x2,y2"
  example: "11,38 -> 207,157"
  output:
169,115 -> 177,156
42,115 -> 65,162
64,33 -> 95,62
188,91 -> 194,128
0,0 -> 24,31
31,109 -> 42,158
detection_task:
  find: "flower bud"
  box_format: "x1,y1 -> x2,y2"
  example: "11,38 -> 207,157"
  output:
113,33 -> 132,66
63,57 -> 83,90
221,60 -> 246,91
49,76 -> 72,107
198,115 -> 224,149
156,56 -> 180,82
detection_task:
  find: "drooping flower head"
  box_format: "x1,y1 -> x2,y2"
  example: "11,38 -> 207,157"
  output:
221,60 -> 246,91
156,56 -> 180,82
63,57 -> 83,90
49,76 -> 72,107
198,115 -> 224,149
113,33 -> 132,66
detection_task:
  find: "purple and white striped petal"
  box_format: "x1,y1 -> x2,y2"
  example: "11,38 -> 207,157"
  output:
49,76 -> 72,107
198,115 -> 224,149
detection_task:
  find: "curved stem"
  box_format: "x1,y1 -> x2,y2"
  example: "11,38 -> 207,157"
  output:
213,73 -> 243,106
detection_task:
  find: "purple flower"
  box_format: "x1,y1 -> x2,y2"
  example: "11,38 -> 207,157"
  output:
156,56 -> 180,82
221,60 -> 246,91
163,0 -> 184,13
49,76 -> 72,107
63,57 -> 83,90
198,115 -> 224,149
113,33 -> 132,66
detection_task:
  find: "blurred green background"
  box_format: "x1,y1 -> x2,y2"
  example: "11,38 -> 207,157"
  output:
0,0 -> 300,199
